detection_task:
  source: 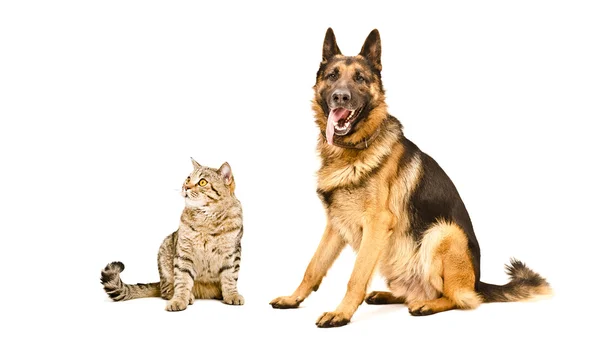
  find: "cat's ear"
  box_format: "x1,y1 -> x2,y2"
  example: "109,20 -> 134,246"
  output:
218,162 -> 233,185
191,157 -> 201,169
322,27 -> 342,62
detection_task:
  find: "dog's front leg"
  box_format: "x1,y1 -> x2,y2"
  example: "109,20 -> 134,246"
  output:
316,211 -> 393,327
270,224 -> 345,309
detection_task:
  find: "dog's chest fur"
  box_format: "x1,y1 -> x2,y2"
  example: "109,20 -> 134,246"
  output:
316,146 -> 386,250
322,186 -> 369,250
317,139 -> 438,301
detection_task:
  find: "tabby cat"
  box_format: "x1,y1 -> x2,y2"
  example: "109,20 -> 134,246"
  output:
101,158 -> 244,311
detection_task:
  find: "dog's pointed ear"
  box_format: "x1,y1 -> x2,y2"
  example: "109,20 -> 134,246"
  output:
359,29 -> 382,71
322,27 -> 342,62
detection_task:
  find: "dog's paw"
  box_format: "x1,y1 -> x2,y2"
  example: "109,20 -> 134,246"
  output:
315,311 -> 351,328
269,295 -> 302,309
365,291 -> 393,305
408,301 -> 434,316
223,294 -> 244,306
165,298 -> 188,312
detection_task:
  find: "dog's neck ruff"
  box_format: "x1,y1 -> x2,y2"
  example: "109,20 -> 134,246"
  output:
320,127 -> 382,150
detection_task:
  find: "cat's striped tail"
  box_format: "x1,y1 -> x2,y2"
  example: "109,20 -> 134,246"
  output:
101,262 -> 160,301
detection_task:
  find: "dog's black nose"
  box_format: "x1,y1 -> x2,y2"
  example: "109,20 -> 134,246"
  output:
332,89 -> 351,105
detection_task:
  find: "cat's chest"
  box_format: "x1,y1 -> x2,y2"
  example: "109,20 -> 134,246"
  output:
193,234 -> 234,260
191,234 -> 235,280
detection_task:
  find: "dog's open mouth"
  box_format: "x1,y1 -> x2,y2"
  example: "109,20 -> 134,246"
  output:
326,107 -> 363,145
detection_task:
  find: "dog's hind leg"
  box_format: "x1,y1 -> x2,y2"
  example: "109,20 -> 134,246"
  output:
407,221 -> 482,316
365,291 -> 405,305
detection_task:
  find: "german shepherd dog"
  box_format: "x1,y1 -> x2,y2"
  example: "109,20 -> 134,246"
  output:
270,28 -> 551,327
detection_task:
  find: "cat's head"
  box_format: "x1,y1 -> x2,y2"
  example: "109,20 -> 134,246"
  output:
182,158 -> 236,208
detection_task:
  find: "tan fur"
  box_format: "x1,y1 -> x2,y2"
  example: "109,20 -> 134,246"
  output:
403,221 -> 482,313
365,291 -> 405,305
407,297 -> 455,314
314,117 -> 399,192
271,28 -> 550,327
518,288 -> 554,302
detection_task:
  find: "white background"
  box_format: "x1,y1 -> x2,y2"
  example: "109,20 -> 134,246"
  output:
1,1 -> 599,348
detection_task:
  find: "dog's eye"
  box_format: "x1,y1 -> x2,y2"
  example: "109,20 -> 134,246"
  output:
199,179 -> 208,187
326,73 -> 337,81
355,75 -> 365,83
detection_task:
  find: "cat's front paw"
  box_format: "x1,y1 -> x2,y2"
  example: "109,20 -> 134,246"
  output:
223,294 -> 244,306
166,298 -> 188,312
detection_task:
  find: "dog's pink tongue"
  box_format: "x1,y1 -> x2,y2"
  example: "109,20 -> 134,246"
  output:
326,108 -> 349,145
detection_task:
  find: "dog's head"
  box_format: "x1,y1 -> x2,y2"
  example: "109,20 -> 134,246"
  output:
313,28 -> 388,147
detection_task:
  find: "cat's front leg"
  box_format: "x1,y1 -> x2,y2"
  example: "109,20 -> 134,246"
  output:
158,233 -> 175,300
219,254 -> 244,306
166,244 -> 196,311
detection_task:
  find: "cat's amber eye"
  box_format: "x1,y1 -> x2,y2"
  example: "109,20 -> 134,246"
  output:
199,179 -> 208,187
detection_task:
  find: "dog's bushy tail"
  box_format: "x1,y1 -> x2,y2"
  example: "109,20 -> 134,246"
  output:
478,258 -> 552,303
101,262 -> 160,301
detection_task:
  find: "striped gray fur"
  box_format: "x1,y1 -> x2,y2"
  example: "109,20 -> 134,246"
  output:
101,159 -> 244,311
